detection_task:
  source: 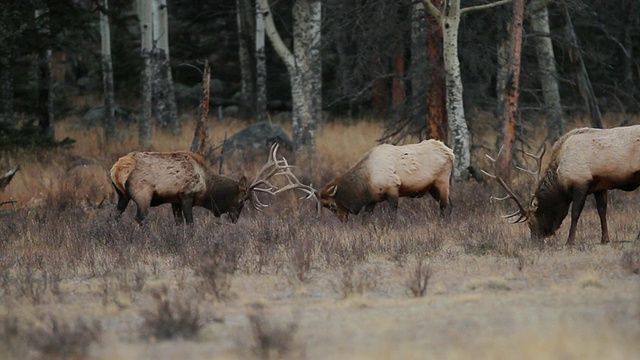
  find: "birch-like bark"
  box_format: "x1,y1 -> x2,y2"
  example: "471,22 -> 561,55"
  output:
138,0 -> 153,148
309,0 -> 322,128
191,61 -> 210,154
499,0 -> 525,180
258,0 -> 321,171
36,7 -> 54,138
441,0 -> 470,180
100,0 -> 116,141
530,1 -> 563,143
422,0 -> 512,180
151,0 -> 179,134
255,3 -> 268,122
236,0 -> 255,117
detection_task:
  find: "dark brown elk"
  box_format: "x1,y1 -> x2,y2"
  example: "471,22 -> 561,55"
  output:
483,126 -> 640,245
110,144 -> 317,224
318,140 -> 454,222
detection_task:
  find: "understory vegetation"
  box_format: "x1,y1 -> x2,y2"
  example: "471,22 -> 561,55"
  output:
0,115 -> 639,359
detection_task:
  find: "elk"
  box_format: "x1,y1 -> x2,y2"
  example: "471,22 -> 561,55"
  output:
110,144 -> 318,224
483,125 -> 640,245
318,140 -> 454,222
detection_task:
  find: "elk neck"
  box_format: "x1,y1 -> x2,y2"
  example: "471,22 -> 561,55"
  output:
533,164 -> 572,236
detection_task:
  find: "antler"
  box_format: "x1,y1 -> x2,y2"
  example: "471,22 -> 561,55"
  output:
515,145 -> 546,182
248,144 -> 320,214
480,147 -> 529,224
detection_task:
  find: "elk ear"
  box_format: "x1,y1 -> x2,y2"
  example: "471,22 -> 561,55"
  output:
238,176 -> 248,193
327,185 -> 338,197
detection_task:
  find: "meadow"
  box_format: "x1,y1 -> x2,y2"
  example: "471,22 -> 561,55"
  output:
0,112 -> 639,359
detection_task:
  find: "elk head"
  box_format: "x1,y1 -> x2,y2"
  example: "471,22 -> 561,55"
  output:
482,146 -> 549,240
318,183 -> 349,222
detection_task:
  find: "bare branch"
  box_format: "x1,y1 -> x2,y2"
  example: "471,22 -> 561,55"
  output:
461,0 -> 513,15
421,0 -> 441,21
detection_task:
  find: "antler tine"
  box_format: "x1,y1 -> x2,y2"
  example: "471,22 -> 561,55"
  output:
248,143 -> 321,215
481,147 -> 529,222
516,145 -> 546,182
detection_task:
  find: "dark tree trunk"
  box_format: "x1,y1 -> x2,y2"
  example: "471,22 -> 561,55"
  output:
37,47 -> 53,138
237,0 -> 256,117
499,0 -> 525,180
371,58 -> 389,116
391,42 -> 405,109
0,55 -> 14,124
426,0 -> 446,141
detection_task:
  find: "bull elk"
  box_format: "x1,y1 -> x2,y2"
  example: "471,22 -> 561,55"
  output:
318,140 -> 454,222
483,126 -> 640,245
110,144 -> 318,224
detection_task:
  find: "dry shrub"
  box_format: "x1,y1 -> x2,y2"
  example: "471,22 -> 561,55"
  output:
247,303 -> 302,360
287,235 -> 315,283
620,249 -> 640,275
406,259 -> 432,297
193,245 -> 233,301
140,287 -> 203,340
28,316 -> 102,360
335,264 -> 379,299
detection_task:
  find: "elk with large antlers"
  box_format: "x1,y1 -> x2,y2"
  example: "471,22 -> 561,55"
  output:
483,125 -> 640,245
110,144 -> 318,224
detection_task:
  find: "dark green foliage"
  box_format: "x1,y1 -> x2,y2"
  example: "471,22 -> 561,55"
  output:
0,121 -> 75,150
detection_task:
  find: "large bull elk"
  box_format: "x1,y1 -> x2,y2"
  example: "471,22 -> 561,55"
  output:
110,144 -> 318,224
318,140 -> 454,222
483,126 -> 640,245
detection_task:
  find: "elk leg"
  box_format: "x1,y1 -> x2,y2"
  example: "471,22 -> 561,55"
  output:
114,188 -> 130,217
594,191 -> 609,243
172,203 -> 184,224
567,186 -> 589,245
179,195 -> 194,224
387,194 -> 399,222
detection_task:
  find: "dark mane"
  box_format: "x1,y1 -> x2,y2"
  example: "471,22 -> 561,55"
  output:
335,167 -> 373,214
535,162 -> 572,235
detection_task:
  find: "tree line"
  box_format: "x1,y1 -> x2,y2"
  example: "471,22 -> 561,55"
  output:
0,0 -> 638,179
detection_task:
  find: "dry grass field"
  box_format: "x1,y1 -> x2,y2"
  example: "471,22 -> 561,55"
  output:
0,113 -> 639,360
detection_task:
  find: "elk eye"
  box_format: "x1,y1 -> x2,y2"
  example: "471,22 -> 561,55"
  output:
531,197 -> 538,207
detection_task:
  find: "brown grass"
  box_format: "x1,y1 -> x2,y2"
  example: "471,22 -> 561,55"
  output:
0,113 -> 639,359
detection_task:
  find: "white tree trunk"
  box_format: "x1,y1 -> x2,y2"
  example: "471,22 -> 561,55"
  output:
138,0 -> 153,148
258,0 -> 322,171
151,0 -> 179,134
255,3 -> 268,123
100,0 -> 116,141
442,0 -> 470,180
530,2 -> 564,142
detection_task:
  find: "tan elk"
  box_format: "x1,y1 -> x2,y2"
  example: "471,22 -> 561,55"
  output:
110,144 -> 317,224
318,140 -> 454,222
483,125 -> 640,245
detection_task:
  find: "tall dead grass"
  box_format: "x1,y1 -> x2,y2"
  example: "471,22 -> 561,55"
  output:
0,113 -> 638,359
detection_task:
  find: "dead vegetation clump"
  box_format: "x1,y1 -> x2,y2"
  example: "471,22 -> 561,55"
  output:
140,287 -> 204,341
0,315 -> 102,360
246,303 -> 303,360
